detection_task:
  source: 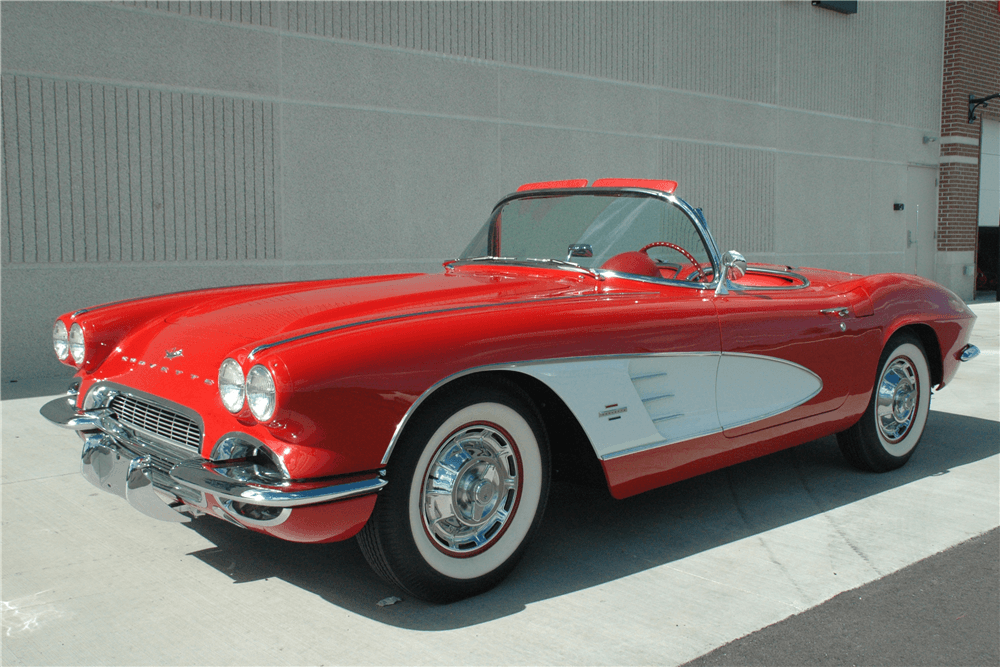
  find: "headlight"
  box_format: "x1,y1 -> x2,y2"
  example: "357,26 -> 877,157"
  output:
218,358 -> 245,413
246,365 -> 276,422
69,323 -> 85,366
53,321 -> 69,360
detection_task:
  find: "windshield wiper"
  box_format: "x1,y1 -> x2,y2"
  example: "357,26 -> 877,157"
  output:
445,256 -> 604,281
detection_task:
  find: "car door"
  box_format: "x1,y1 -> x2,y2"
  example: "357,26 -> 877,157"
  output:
714,284 -> 865,438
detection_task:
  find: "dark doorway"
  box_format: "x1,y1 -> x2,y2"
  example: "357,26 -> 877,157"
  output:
976,226 -> 999,300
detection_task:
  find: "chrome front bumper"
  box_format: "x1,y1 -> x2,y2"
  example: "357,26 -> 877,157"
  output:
41,394 -> 386,524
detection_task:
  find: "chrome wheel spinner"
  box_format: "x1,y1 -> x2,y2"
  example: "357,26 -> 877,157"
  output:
422,425 -> 520,554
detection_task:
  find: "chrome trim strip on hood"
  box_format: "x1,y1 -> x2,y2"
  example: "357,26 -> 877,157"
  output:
246,293 -> 592,360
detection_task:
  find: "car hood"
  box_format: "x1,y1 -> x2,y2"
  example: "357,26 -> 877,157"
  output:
160,266 -> 598,342
88,265 -> 599,408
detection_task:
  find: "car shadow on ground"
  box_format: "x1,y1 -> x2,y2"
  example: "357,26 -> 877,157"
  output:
183,410 -> 999,630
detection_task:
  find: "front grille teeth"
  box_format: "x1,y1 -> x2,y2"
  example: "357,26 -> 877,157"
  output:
109,394 -> 201,452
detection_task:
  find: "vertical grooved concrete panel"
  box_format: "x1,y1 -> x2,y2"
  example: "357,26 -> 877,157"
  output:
281,105 -> 500,262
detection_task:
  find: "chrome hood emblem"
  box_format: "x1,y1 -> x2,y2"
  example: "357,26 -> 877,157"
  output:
164,348 -> 184,360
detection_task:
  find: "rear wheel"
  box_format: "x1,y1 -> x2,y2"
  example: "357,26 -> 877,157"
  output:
357,379 -> 550,602
838,333 -> 930,472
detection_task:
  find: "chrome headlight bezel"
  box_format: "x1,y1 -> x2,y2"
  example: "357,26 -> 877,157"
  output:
53,320 -> 69,360
218,358 -> 246,413
69,323 -> 85,366
246,364 -> 276,423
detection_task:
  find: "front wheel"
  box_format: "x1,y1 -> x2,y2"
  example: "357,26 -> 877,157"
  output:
837,333 -> 931,472
357,379 -> 550,602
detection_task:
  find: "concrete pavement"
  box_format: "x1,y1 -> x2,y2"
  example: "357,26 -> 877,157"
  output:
2,299 -> 997,665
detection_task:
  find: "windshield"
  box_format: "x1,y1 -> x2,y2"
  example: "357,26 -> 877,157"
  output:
461,192 -> 715,279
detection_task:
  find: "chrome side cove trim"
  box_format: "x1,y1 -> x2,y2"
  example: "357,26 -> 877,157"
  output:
168,461 -> 387,507
600,431 -> 719,461
380,352 -> 723,465
381,351 -> 826,465
959,344 -> 980,362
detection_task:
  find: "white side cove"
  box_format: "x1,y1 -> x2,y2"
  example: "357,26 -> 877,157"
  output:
513,353 -> 822,461
716,354 -> 823,431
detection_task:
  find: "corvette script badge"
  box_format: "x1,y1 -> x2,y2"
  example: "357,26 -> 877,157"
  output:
164,348 -> 183,359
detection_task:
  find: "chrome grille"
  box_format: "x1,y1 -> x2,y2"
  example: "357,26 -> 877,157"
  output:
109,394 -> 202,452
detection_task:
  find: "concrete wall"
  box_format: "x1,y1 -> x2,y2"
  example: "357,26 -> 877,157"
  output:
1,1 -> 946,386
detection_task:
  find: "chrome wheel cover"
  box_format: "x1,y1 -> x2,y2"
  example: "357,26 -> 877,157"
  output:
876,356 -> 919,443
421,424 -> 521,555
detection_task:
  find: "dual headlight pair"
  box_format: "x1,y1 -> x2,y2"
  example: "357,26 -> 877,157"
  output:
53,321 -> 85,366
218,359 -> 276,423
55,321 -> 276,424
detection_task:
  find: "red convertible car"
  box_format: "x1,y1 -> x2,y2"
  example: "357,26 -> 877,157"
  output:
42,178 -> 979,602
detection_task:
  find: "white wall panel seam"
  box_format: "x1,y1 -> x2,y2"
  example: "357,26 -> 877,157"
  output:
103,1 -> 942,129
2,72 -> 934,172
1,63 -> 940,137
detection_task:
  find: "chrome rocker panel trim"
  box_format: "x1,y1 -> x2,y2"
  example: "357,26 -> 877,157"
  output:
41,395 -> 387,523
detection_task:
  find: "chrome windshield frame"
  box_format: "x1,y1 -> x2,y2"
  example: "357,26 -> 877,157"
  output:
471,187 -> 724,291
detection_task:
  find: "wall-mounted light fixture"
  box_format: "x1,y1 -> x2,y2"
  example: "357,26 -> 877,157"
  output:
811,1 -> 858,14
969,93 -> 1000,123
923,136 -> 939,144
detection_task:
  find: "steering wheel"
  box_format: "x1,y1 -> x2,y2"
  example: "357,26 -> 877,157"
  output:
639,242 -> 705,281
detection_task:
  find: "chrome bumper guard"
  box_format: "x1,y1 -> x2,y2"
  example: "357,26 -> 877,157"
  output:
42,394 -> 387,523
959,344 -> 980,362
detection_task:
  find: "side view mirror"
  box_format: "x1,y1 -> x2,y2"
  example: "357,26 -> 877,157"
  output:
567,244 -> 593,261
715,250 -> 747,295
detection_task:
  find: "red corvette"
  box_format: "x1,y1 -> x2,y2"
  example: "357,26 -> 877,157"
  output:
42,178 -> 979,602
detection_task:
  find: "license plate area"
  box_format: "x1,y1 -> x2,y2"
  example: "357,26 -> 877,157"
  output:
81,434 -> 190,523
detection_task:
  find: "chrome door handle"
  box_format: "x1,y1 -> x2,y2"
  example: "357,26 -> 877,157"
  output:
820,307 -> 850,318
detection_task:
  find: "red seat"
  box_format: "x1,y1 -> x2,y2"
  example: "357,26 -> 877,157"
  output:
601,251 -> 661,278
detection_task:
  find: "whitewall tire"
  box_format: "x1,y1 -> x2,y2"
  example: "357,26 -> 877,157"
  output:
357,378 -> 550,602
838,333 -> 931,472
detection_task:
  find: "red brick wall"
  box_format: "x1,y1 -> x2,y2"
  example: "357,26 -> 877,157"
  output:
938,1 -> 1000,253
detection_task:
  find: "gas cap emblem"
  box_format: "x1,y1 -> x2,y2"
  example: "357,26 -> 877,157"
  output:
164,348 -> 184,360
